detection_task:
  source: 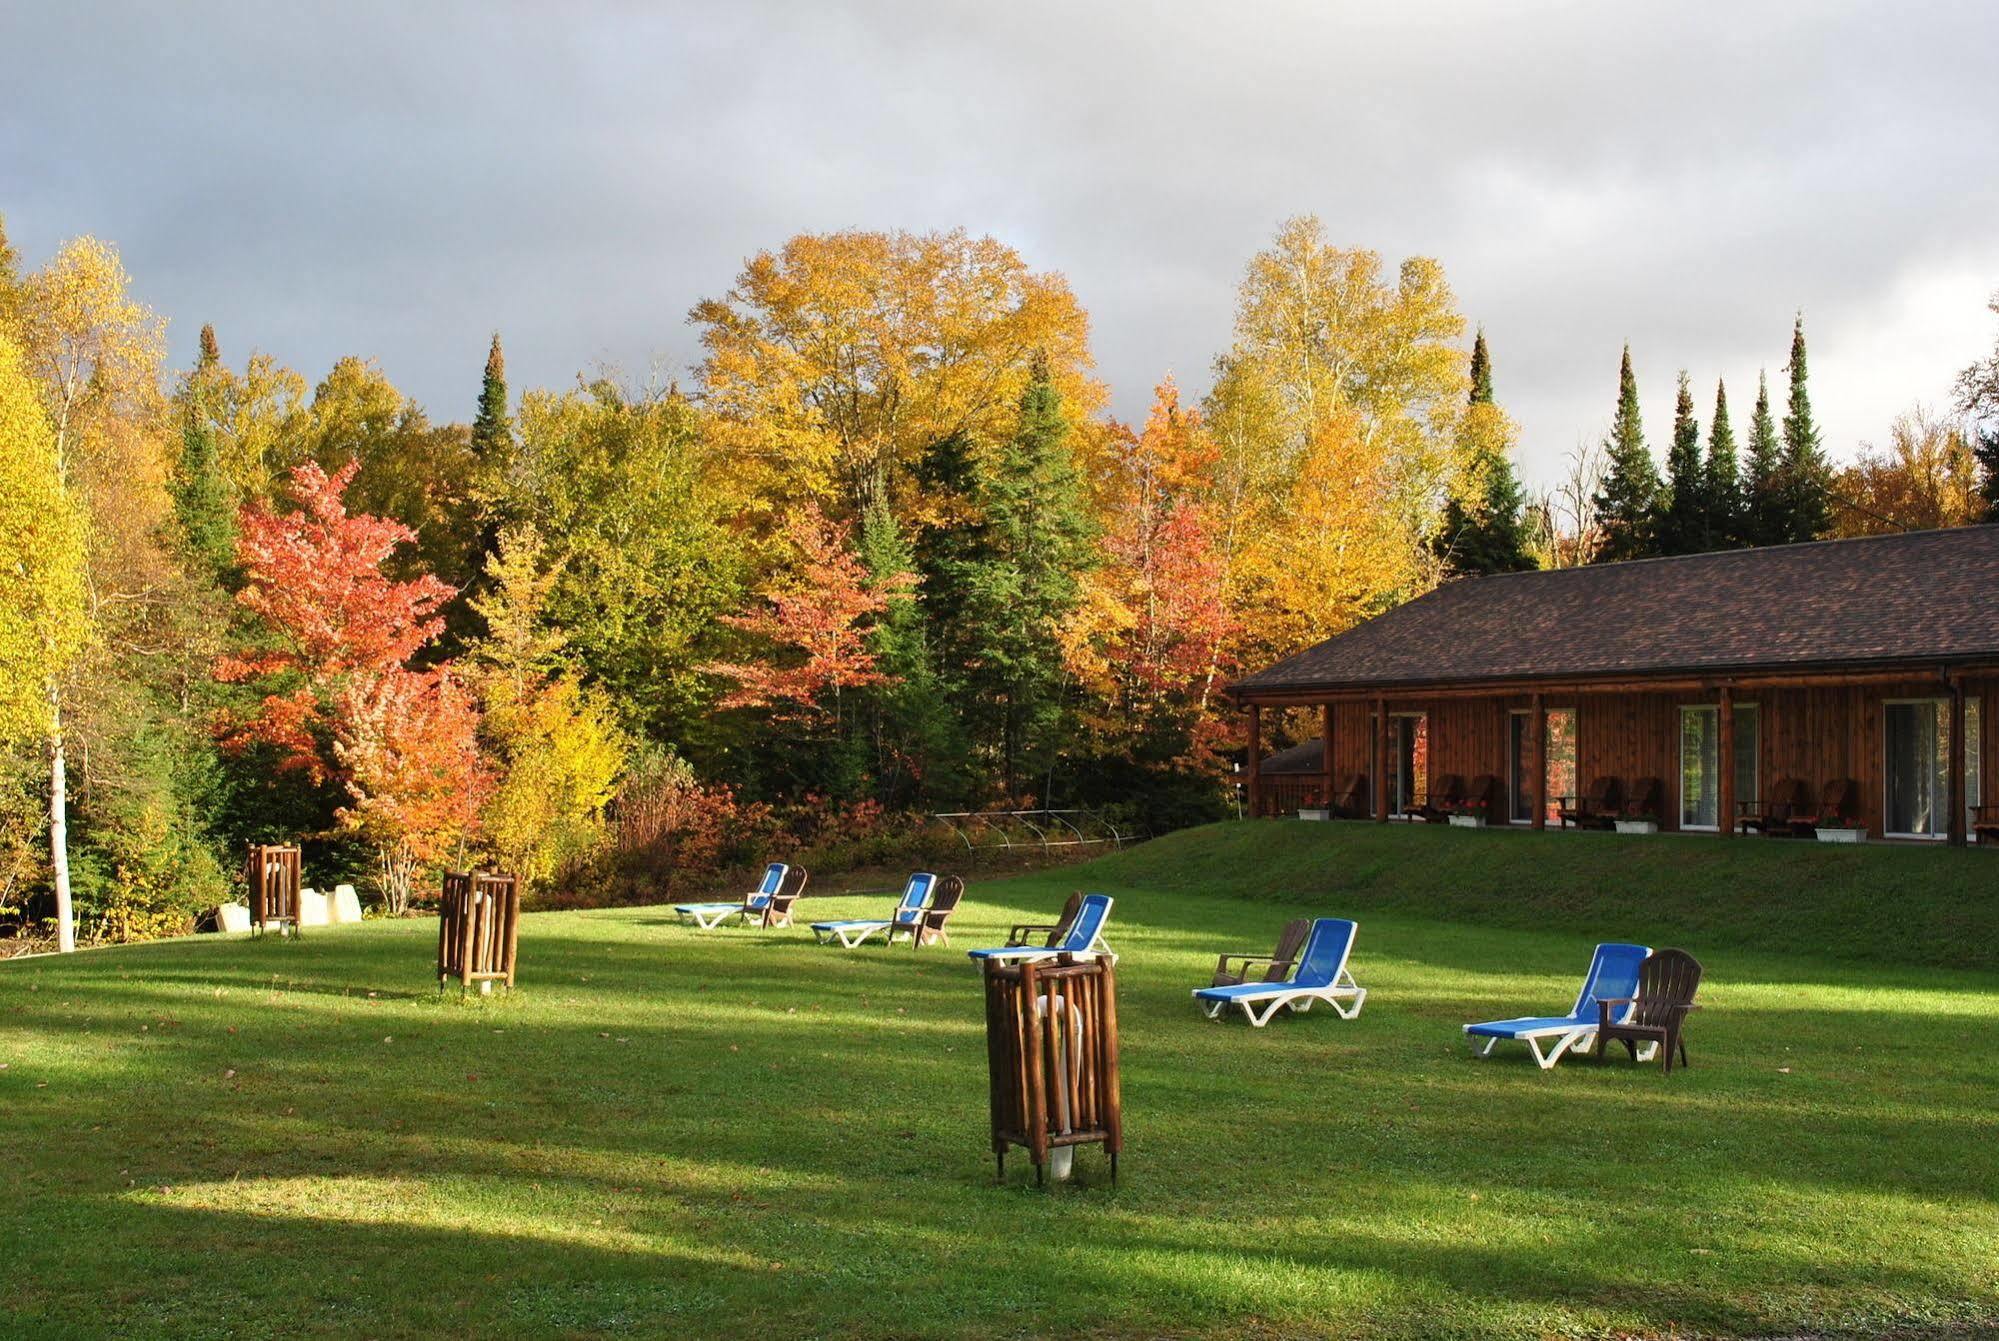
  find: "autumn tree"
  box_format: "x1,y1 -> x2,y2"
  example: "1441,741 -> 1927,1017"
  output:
1743,371 -> 1786,546
1953,291 -> 1999,520
1705,380 -> 1743,548
1830,406 -> 1984,537
1593,345 -> 1661,561
1434,330 -> 1533,576
1778,316 -> 1833,542
691,228 -> 1101,517
1658,371 -> 1707,555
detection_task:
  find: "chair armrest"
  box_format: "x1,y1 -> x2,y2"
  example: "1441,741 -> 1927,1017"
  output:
1215,951 -> 1283,976
1006,922 -> 1059,946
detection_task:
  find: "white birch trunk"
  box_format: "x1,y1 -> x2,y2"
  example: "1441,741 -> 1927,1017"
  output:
48,682 -> 73,953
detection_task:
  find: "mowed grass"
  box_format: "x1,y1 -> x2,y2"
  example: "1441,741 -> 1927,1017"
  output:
1,823 -> 1996,1340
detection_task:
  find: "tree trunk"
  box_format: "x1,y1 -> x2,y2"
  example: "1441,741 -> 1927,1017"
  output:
48,682 -> 74,954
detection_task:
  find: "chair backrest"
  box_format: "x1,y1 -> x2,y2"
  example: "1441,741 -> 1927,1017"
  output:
1818,778 -> 1857,822
1058,894 -> 1113,952
1290,917 -> 1358,988
1263,917 -> 1313,982
893,871 -> 937,926
1624,777 -> 1662,816
747,862 -> 788,908
924,875 -> 965,919
1571,942 -> 1651,1020
1336,774 -> 1368,808
1770,777 -> 1809,810
1465,774 -> 1501,808
1588,775 -> 1622,809
775,865 -> 809,900
1630,947 -> 1702,1029
1430,774 -> 1465,806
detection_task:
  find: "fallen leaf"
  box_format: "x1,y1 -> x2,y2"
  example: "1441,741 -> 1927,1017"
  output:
224,1069 -> 237,1080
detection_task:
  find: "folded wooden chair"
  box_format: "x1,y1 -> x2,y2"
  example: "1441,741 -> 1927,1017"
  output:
1209,917 -> 1312,987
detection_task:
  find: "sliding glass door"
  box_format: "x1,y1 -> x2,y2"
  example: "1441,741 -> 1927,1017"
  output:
1508,708 -> 1577,825
1387,714 -> 1427,815
1679,704 -> 1759,831
1885,698 -> 1981,838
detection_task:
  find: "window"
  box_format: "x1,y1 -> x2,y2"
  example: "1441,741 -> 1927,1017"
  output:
1884,698 -> 1981,838
1508,708 -> 1577,825
1387,713 -> 1427,816
1680,704 -> 1758,831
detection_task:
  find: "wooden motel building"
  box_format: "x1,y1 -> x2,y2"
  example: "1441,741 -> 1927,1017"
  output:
1230,528 -> 1999,847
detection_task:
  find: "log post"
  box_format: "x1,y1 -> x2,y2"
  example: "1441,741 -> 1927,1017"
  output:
1373,697 -> 1390,822
1718,685 -> 1736,837
1246,704 -> 1262,820
1321,703 -> 1335,809
1949,676 -> 1967,847
1530,693 -> 1547,830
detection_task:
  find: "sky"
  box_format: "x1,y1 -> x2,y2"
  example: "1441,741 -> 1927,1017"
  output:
3,1 -> 1997,489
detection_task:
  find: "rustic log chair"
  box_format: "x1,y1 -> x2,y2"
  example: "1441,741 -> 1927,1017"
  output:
1738,777 -> 1809,836
758,864 -> 810,929
1331,774 -> 1370,819
1460,774 -> 1502,821
1210,917 -> 1312,988
1416,775 -> 1465,824
1622,776 -> 1664,822
1557,776 -> 1622,830
910,875 -> 964,947
1593,947 -> 1702,1073
1790,778 -> 1858,837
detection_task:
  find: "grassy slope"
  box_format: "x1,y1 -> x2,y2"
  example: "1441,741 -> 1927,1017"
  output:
0,822 -> 1994,1340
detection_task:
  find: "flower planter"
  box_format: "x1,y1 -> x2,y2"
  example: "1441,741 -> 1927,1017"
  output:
1447,814 -> 1487,829
1614,819 -> 1659,835
1815,826 -> 1865,844
1297,807 -> 1331,822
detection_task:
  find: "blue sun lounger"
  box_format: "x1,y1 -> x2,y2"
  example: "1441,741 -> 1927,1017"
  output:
674,862 -> 788,930
966,892 -> 1115,964
810,872 -> 936,948
1464,941 -> 1651,1069
1191,917 -> 1366,1026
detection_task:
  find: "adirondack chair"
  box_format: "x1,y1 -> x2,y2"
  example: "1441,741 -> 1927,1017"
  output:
758,865 -> 811,928
910,875 -> 964,947
1558,776 -> 1622,830
1790,778 -> 1858,837
1209,918 -> 1312,987
1739,778 -> 1809,836
1622,776 -> 1664,822
1594,947 -> 1702,1073
1459,774 -> 1502,822
1416,775 -> 1465,824
1331,774 -> 1370,819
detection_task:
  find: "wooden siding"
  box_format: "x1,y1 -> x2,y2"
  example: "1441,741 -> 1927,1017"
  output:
1281,675 -> 1999,840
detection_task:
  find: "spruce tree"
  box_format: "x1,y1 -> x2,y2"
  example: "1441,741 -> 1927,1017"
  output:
1592,345 -> 1663,562
1973,426 -> 1999,523
1705,379 -> 1742,547
1779,315 -> 1833,541
172,401 -> 237,584
1658,370 -> 1707,554
1435,329 -> 1533,574
1743,370 -> 1786,546
471,333 -> 511,463
855,500 -> 964,803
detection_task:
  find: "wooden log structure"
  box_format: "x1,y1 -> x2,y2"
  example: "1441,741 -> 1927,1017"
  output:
437,870 -> 521,994
981,953 -> 1122,1186
245,843 -> 303,937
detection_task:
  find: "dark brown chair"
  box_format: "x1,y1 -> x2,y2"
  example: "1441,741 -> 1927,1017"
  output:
1210,917 -> 1311,987
1331,774 -> 1369,820
1557,776 -> 1622,830
1790,778 -> 1858,837
1005,891 -> 1084,949
1622,776 -> 1664,822
1974,804 -> 1999,846
911,875 -> 964,947
1594,948 -> 1702,1073
759,865 -> 810,928
1460,774 -> 1502,821
1739,778 -> 1809,836
1417,775 -> 1465,824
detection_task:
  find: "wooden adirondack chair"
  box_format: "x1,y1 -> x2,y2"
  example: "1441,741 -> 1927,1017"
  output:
1739,777 -> 1809,836
1790,778 -> 1858,837
1594,948 -> 1702,1073
1210,918 -> 1312,987
758,865 -> 811,928
1331,774 -> 1369,819
1417,775 -> 1465,824
1006,891 -> 1084,950
1460,774 -> 1502,822
1558,776 -> 1622,830
910,875 -> 964,947
1622,776 -> 1664,822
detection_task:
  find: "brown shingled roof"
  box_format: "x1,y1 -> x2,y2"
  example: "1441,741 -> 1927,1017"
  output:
1234,527 -> 1999,696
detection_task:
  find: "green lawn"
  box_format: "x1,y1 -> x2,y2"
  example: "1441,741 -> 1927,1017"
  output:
3,823 -> 1996,1339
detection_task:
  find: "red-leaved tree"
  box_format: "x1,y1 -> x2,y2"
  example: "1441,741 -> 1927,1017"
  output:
706,503 -> 908,721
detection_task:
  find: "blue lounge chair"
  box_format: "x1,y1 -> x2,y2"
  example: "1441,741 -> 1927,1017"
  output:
1463,942 -> 1651,1069
967,892 -> 1115,964
674,862 -> 788,930
1191,917 -> 1366,1026
810,872 -> 937,948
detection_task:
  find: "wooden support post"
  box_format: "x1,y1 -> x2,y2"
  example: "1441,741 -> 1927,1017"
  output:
1718,685 -> 1736,837
1373,697 -> 1390,822
1321,703 -> 1335,810
1246,705 -> 1262,820
1949,677 -> 1967,847
1530,693 -> 1547,830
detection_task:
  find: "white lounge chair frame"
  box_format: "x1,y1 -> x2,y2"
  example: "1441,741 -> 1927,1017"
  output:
1463,943 -> 1654,1070
1192,918 -> 1365,1027
675,863 -> 787,929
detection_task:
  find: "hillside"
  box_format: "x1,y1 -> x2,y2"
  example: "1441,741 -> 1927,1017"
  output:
1080,820 -> 1999,971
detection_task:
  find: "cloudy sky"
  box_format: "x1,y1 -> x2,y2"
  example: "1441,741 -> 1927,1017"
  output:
4,2 -> 1996,487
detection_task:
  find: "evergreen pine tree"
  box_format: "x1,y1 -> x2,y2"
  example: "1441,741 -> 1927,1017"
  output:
855,500 -> 965,803
1435,329 -> 1533,574
1743,370 -> 1786,546
1658,370 -> 1707,554
172,399 -> 237,585
197,322 -> 220,370
1972,425 -> 1999,524
1779,315 -> 1833,541
1705,379 -> 1742,547
471,333 -> 511,463
1592,344 -> 1663,561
